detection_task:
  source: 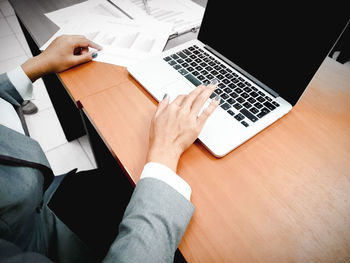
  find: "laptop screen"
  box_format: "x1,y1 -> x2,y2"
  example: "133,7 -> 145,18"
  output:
198,1 -> 349,106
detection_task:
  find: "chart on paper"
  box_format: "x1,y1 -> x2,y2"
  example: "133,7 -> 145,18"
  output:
85,30 -> 156,53
110,0 -> 205,35
40,15 -> 172,67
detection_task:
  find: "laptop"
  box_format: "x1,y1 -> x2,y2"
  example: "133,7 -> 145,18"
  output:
127,1 -> 349,157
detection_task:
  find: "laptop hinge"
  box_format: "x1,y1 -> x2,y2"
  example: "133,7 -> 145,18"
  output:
203,45 -> 280,98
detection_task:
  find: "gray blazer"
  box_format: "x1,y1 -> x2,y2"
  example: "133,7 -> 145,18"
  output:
0,73 -> 194,263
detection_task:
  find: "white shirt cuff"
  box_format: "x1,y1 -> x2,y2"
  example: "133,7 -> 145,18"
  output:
140,162 -> 192,201
7,66 -> 34,101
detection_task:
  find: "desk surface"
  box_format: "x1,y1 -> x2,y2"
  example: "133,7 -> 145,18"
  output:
76,57 -> 350,262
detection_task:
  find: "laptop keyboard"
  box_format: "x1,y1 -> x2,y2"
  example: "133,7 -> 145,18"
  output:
163,45 -> 280,128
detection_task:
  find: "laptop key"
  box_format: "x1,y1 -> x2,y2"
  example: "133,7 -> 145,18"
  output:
184,73 -> 202,87
227,98 -> 235,104
176,59 -> 184,64
257,96 -> 265,103
241,121 -> 249,127
236,97 -> 245,103
206,74 -> 214,80
221,103 -> 231,110
250,107 -> 259,114
203,79 -> 210,85
243,102 -> 252,109
243,87 -> 252,93
183,49 -> 191,55
173,64 -> 181,70
241,92 -> 249,99
210,92 -> 216,99
227,110 -> 235,116
222,79 -> 230,84
247,97 -> 256,104
230,91 -> 239,98
233,103 -> 243,110
178,68 -> 188,75
168,60 -> 176,66
257,107 -> 270,118
164,56 -> 171,62
263,101 -> 276,111
224,87 -> 232,93
192,71 -> 199,76
214,88 -> 223,95
234,87 -> 243,93
237,82 -> 245,88
272,101 -> 280,107
221,93 -> 229,100
254,102 -> 263,109
234,113 -> 245,121
240,108 -> 258,122
250,91 -> 259,97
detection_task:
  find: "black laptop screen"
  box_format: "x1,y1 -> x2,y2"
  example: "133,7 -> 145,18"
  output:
198,1 -> 349,105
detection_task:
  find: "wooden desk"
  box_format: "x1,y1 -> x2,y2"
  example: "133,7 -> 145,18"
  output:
73,57 -> 350,262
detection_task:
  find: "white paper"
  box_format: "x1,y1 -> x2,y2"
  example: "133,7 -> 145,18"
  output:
109,0 -> 205,35
40,15 -> 172,67
45,0 -> 129,28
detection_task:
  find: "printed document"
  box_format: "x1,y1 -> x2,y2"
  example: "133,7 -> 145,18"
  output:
109,0 -> 205,36
40,15 -> 172,67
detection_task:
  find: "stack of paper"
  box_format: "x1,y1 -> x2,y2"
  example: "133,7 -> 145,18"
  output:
41,0 -> 205,67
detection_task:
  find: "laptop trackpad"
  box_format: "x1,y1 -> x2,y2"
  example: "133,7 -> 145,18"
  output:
154,78 -> 195,102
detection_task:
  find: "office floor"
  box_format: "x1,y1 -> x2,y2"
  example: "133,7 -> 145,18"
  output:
0,0 -> 96,175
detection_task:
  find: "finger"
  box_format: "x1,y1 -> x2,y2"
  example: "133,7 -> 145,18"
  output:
71,51 -> 94,65
172,94 -> 187,107
155,94 -> 170,116
191,81 -> 218,115
181,84 -> 206,109
73,37 -> 102,50
80,47 -> 89,54
197,96 -> 220,128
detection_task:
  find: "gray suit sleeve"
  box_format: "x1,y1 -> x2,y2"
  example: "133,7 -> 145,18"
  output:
0,73 -> 24,107
102,178 -> 195,263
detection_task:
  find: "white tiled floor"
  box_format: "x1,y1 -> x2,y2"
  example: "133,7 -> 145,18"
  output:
0,0 -> 96,175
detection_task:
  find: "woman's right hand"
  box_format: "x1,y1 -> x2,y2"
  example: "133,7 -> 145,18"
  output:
146,81 -> 220,172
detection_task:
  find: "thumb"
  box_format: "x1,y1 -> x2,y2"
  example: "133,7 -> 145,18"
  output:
155,94 -> 169,116
72,52 -> 93,65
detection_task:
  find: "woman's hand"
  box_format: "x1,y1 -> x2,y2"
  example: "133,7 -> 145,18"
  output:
146,81 -> 220,172
22,35 -> 102,82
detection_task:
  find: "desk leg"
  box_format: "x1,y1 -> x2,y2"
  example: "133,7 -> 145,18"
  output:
80,110 -> 188,263
17,16 -> 86,141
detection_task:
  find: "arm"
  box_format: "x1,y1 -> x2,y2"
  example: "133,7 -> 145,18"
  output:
0,35 -> 101,107
103,83 -> 219,263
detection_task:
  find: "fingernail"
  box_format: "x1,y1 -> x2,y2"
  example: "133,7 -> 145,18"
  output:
215,95 -> 220,101
211,79 -> 218,85
92,52 -> 98,59
163,93 -> 168,100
